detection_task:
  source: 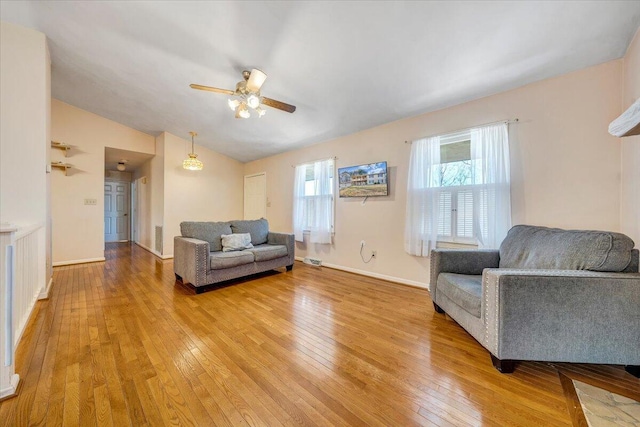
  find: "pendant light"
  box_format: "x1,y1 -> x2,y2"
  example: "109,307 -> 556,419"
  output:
183,131 -> 203,171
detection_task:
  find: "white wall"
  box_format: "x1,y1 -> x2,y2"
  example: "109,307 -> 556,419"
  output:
0,21 -> 51,285
244,60 -> 625,288
133,159 -> 153,251
51,99 -> 155,264
153,134 -> 166,255
161,132 -> 244,256
0,22 -> 49,229
132,136 -> 165,256
620,28 -> 640,246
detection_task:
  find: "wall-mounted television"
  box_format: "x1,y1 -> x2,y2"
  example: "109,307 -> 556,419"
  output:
338,161 -> 389,198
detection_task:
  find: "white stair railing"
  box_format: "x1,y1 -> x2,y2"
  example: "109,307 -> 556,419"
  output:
0,223 -> 47,400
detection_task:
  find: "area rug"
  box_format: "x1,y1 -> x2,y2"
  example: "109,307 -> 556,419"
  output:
572,380 -> 640,427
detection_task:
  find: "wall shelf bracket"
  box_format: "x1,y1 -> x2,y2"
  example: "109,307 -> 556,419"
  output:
51,141 -> 71,157
51,162 -> 72,176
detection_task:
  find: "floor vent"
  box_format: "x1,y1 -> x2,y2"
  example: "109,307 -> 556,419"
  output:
155,226 -> 163,254
303,257 -> 322,267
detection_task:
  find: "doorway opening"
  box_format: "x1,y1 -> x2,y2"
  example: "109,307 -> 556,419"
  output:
104,147 -> 154,248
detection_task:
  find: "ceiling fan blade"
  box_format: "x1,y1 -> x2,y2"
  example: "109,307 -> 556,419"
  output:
262,97 -> 296,113
246,69 -> 267,92
190,84 -> 235,95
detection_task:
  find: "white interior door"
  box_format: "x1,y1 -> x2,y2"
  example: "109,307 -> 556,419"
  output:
244,173 -> 267,220
104,180 -> 130,242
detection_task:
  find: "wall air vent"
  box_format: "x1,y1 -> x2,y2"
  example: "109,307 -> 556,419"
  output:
303,257 -> 322,266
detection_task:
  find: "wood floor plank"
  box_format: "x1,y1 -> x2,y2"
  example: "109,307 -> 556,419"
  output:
2,242 -> 639,426
43,266 -> 75,427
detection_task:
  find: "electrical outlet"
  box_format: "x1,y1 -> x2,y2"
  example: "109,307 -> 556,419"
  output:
360,240 -> 365,247
372,251 -> 377,258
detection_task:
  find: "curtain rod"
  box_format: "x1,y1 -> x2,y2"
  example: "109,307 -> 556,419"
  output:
291,156 -> 337,168
404,118 -> 519,144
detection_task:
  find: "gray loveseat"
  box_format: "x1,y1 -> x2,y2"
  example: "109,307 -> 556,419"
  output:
430,225 -> 640,374
174,219 -> 294,293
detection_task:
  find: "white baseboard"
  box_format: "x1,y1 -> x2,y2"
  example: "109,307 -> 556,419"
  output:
38,277 -> 53,300
53,257 -> 105,267
134,242 -> 160,257
135,242 -> 173,259
294,256 -> 428,289
0,374 -> 20,401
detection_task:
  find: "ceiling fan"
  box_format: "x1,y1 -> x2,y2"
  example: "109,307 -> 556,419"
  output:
190,69 -> 296,119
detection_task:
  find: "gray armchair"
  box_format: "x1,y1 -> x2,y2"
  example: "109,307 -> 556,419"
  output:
430,225 -> 640,374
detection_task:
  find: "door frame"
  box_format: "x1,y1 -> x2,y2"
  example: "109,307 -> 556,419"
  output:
131,180 -> 137,243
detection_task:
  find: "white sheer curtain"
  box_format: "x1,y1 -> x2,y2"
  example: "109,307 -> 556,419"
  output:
471,123 -> 511,248
404,123 -> 512,256
293,158 -> 334,244
404,136 -> 441,256
293,165 -> 307,242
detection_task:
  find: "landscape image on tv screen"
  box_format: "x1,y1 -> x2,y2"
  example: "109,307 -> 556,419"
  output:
338,161 -> 389,197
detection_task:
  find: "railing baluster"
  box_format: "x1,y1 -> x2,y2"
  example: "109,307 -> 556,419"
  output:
4,244 -> 13,367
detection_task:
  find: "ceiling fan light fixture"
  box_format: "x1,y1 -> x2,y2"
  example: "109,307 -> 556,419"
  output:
183,131 -> 203,171
246,93 -> 260,109
228,98 -> 240,111
238,103 -> 250,119
191,69 -> 296,118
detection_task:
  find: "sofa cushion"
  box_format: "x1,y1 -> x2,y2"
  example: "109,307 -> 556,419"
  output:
437,273 -> 482,318
248,244 -> 288,262
221,233 -> 254,252
210,251 -> 254,270
181,221 -> 232,252
499,225 -> 635,272
230,219 -> 269,245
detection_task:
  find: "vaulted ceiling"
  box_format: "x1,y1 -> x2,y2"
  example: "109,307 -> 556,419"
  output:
2,1 -> 639,162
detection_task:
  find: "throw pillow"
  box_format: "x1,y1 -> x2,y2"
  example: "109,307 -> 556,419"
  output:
221,233 -> 254,252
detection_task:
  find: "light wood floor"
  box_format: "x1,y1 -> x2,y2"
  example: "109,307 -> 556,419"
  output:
1,243 -> 638,426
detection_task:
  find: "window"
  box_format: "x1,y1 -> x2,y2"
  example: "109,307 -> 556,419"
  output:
404,123 -> 511,256
293,158 -> 334,244
436,133 -> 481,244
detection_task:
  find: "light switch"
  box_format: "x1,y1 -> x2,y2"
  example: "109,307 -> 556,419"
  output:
84,198 -> 97,205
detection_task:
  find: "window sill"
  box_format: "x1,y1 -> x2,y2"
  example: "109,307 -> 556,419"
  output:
301,230 -> 335,235
436,241 -> 478,249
